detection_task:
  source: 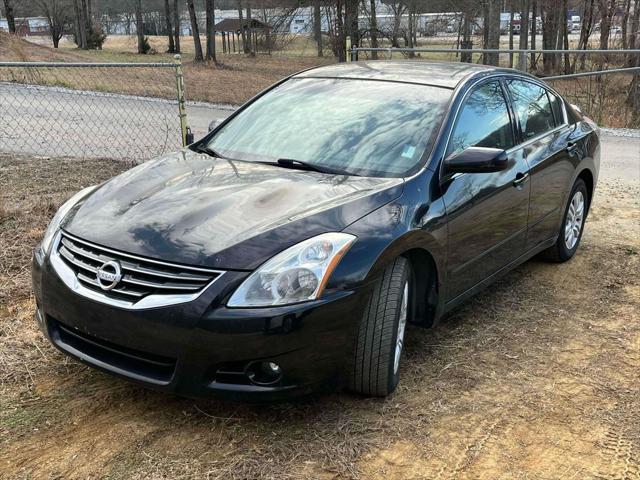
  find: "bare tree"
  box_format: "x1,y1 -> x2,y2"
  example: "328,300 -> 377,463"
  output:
530,0 -> 537,69
508,6 -> 514,67
73,0 -> 87,48
186,0 -> 203,60
237,0 -> 249,53
344,0 -> 359,50
621,0 -> 631,49
205,0 -> 216,62
35,0 -> 72,48
313,0 -> 323,57
163,0 -> 175,52
518,0 -> 530,63
368,0 -> 378,59
2,0 -> 16,33
574,0 -> 595,69
173,0 -> 180,52
598,0 -> 617,50
134,0 -> 145,53
484,0 -> 501,66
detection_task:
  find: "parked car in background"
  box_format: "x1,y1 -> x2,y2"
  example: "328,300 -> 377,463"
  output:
32,62 -> 600,400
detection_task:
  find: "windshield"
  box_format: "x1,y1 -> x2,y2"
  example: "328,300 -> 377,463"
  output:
205,78 -> 451,177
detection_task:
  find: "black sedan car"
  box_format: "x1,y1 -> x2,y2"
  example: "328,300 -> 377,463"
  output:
32,62 -> 600,400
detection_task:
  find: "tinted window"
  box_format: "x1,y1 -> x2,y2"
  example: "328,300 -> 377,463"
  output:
447,81 -> 514,156
206,78 -> 451,177
507,79 -> 556,139
548,91 -> 565,126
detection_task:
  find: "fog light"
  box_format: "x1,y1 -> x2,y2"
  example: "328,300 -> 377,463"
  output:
245,361 -> 283,386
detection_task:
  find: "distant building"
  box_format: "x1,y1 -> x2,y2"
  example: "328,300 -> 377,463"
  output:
0,17 -> 50,36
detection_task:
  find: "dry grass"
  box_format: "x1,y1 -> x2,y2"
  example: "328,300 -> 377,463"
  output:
0,32 -> 333,106
0,151 -> 639,479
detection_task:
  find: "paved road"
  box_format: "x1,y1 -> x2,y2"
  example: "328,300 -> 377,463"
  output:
1,83 -> 638,178
0,83 -> 231,160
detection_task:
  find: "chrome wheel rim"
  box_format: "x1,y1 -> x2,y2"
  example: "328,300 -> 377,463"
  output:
394,281 -> 409,375
565,191 -> 585,250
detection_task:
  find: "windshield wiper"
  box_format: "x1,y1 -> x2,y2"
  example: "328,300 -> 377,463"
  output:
194,144 -> 226,159
276,158 -> 357,176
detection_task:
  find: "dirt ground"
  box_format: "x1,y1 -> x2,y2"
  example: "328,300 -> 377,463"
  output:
0,136 -> 639,479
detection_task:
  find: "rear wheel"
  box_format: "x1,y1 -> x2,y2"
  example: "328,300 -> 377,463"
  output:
349,257 -> 410,396
542,178 -> 588,262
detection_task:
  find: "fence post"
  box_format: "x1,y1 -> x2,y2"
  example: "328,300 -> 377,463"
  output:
350,45 -> 358,62
174,54 -> 192,146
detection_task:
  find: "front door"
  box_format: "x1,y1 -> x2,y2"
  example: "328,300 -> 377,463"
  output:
441,80 -> 530,301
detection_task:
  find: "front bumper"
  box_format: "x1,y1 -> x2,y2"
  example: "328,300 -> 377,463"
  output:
32,248 -> 369,401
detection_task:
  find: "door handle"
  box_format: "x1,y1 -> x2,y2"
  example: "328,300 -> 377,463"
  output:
566,141 -> 578,155
513,172 -> 529,187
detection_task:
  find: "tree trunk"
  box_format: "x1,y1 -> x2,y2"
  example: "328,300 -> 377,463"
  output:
336,0 -> 346,62
369,0 -> 378,59
314,0 -> 323,57
135,0 -> 145,53
205,0 -> 216,62
237,0 -> 249,54
519,0 -> 529,52
186,0 -> 203,60
575,0 -> 594,70
541,1 -> 557,72
621,0 -> 631,49
509,8 -> 514,68
628,0 -> 639,67
74,0 -> 88,48
599,0 -> 615,50
163,0 -> 175,52
530,0 -> 537,69
173,0 -> 180,52
344,0 -> 359,52
485,0 -> 501,66
2,0 -> 16,33
562,0 -> 570,73
245,6 -> 254,55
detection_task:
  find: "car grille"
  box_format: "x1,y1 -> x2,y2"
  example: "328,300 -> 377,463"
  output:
57,230 -> 222,303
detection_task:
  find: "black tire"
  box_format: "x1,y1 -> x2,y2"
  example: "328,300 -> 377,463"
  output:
542,178 -> 589,262
348,257 -> 410,397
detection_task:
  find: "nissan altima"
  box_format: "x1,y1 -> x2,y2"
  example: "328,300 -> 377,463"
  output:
32,61 -> 600,400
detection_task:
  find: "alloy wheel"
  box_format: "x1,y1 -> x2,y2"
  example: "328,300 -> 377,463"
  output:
565,190 -> 585,250
393,281 -> 409,375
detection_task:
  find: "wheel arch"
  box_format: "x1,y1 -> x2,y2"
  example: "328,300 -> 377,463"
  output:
576,168 -> 594,212
401,247 -> 440,328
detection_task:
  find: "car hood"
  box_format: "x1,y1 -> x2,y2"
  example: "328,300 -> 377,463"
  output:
63,150 -> 403,270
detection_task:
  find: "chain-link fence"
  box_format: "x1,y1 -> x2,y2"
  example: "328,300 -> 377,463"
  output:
0,59 -> 190,161
352,47 -> 640,128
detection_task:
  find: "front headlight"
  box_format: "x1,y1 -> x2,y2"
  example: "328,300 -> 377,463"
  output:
40,185 -> 97,254
227,232 -> 356,307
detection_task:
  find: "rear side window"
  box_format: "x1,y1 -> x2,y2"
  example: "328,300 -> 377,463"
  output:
506,79 -> 556,139
446,81 -> 514,156
548,91 -> 565,126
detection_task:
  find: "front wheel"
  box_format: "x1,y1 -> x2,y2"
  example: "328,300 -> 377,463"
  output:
542,178 -> 588,262
348,257 -> 410,396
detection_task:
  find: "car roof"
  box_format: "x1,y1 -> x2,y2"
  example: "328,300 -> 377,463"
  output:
293,61 -> 508,89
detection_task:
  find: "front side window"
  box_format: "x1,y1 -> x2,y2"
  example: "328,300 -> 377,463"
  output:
205,78 -> 451,177
446,81 -> 514,157
506,79 -> 556,139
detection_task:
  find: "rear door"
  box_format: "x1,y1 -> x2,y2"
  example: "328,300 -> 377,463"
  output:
504,79 -> 575,250
441,79 -> 531,301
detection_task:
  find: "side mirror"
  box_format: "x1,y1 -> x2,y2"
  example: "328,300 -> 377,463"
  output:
444,147 -> 509,174
208,118 -> 224,132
